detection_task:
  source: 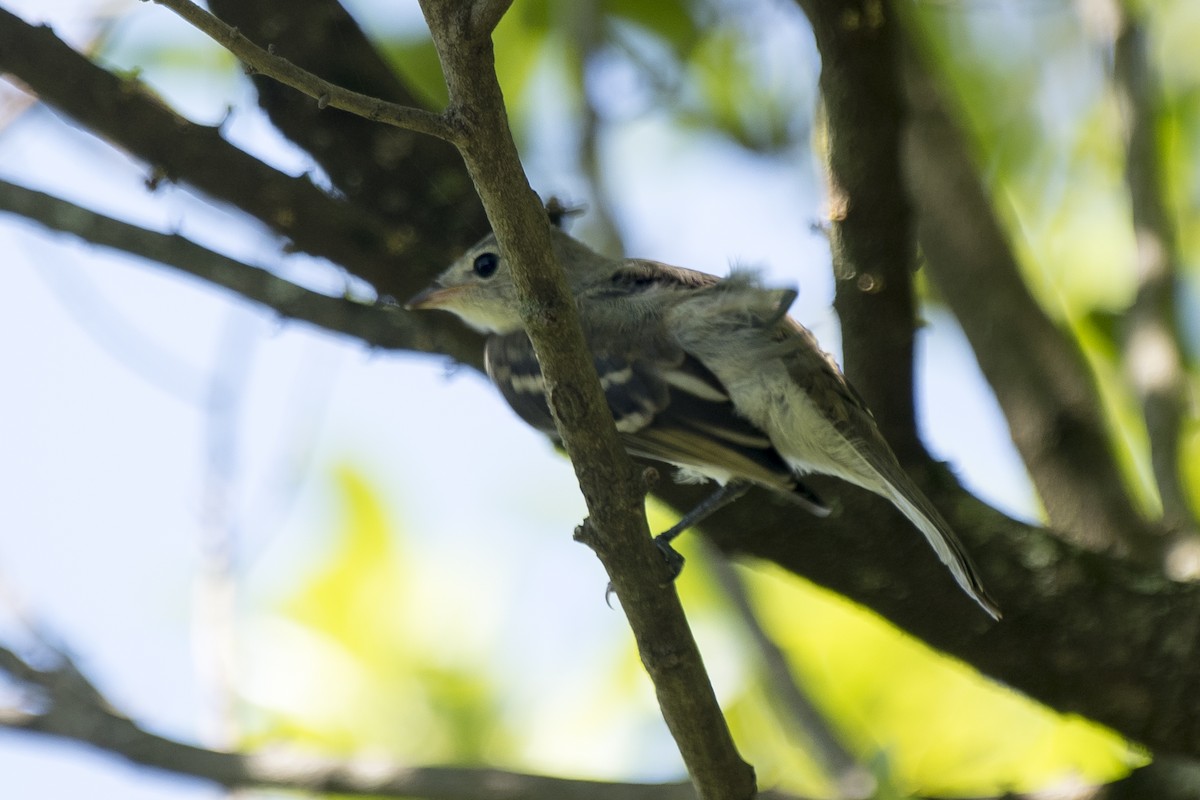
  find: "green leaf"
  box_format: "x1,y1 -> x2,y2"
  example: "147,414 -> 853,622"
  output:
742,566 -> 1143,797
605,0 -> 698,56
386,36 -> 449,110
243,465 -> 504,760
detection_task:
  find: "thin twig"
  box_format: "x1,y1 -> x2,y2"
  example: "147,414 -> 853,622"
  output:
142,0 -> 457,143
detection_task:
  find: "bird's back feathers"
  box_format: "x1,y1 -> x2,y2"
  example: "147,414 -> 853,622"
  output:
640,267 -> 1001,618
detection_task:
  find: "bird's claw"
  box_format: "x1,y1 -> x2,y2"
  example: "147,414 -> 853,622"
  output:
603,535 -> 688,608
653,534 -> 686,580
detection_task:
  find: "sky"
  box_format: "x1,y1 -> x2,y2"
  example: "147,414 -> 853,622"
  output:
0,1 -> 1039,798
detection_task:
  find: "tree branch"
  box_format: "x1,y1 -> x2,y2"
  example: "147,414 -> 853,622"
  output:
8,636 -> 1192,800
1109,2 -> 1198,565
204,0 -> 488,260
141,0 -> 454,142
0,8 -> 474,305
0,178 -> 480,367
898,36 -> 1156,557
793,0 -> 922,458
417,2 -> 754,798
0,644 -> 808,800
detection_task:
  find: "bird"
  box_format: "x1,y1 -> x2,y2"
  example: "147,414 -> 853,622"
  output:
406,228 -> 1001,619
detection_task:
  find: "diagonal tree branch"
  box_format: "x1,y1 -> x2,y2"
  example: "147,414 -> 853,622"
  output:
417,2 -> 754,798
897,35 -> 1157,557
0,178 -> 481,367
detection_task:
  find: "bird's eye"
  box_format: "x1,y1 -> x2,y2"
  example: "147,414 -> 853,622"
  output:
473,252 -> 500,278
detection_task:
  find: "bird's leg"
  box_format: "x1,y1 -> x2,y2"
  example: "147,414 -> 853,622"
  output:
654,481 -> 751,578
604,481 -> 752,607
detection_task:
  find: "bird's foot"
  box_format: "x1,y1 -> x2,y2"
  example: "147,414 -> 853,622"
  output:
604,533 -> 688,607
653,533 -> 686,580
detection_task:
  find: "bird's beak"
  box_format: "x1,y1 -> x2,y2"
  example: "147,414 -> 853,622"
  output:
404,283 -> 464,311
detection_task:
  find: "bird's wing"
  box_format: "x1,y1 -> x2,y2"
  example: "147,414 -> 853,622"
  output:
776,319 -> 1000,618
588,261 -> 826,510
646,268 -> 998,617
483,332 -> 557,435
484,316 -> 827,514
584,258 -> 721,297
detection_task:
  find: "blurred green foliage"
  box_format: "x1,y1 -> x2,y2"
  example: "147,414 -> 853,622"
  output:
909,0 -> 1200,516
243,466 -> 509,762
385,0 -> 808,153
740,565 -> 1140,795
245,472 -> 1140,797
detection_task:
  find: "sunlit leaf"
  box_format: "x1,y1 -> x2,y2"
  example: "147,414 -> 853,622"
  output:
744,566 -> 1143,797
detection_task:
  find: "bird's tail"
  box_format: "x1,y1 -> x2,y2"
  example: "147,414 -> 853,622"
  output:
874,463 -> 1001,620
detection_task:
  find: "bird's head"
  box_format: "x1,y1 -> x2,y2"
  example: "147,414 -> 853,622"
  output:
405,229 -> 613,334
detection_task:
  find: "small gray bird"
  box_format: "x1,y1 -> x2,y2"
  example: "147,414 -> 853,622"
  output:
407,229 -> 1000,619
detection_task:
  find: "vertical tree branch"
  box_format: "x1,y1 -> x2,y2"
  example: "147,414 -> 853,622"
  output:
794,0 -> 921,459
416,2 -> 755,798
1109,3 -> 1198,569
